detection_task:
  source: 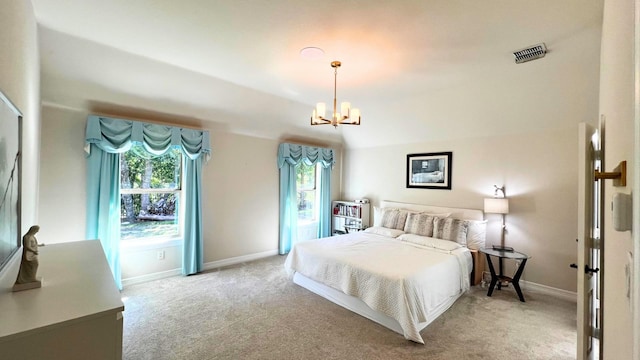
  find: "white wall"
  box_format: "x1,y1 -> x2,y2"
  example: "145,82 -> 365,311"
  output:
38,104 -> 343,281
343,126 -> 582,292
599,0 -> 635,358
0,0 -> 41,290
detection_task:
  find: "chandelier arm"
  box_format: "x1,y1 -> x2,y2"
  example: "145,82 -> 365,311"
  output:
310,117 -> 331,125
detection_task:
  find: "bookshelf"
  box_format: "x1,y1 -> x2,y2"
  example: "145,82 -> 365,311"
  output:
332,201 -> 370,235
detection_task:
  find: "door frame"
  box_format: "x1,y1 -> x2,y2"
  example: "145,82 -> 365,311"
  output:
633,0 -> 640,359
577,123 -> 599,360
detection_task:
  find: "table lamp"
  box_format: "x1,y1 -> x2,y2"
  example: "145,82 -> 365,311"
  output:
484,185 -> 511,251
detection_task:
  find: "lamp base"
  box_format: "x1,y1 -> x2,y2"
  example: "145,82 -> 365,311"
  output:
492,245 -> 514,252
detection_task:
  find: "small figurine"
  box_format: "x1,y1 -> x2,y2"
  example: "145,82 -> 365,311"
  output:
13,225 -> 43,291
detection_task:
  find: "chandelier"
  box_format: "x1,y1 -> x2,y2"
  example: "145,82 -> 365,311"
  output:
310,60 -> 361,128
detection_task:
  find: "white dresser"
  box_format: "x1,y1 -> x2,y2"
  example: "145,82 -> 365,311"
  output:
0,240 -> 124,360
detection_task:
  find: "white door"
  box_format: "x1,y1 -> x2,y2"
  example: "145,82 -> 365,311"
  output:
577,122 -> 602,360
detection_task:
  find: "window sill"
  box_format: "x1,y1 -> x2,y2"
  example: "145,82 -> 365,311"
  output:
120,237 -> 182,253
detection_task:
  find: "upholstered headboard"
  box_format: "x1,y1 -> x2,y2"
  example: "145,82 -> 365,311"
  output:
379,200 -> 484,221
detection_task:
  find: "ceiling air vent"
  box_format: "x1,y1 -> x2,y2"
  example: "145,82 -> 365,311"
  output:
513,43 -> 547,64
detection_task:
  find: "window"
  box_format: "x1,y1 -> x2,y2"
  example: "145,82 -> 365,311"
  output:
296,163 -> 319,220
120,144 -> 182,242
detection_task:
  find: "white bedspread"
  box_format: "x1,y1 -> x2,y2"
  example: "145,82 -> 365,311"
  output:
284,232 -> 472,344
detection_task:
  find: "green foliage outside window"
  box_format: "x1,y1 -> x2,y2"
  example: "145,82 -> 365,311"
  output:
297,163 -> 316,220
120,144 -> 182,240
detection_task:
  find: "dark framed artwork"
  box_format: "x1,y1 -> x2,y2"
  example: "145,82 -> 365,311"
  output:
0,89 -> 22,273
406,152 -> 452,189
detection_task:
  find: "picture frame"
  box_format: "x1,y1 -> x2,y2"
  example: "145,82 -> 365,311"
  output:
406,152 -> 452,189
0,89 -> 22,273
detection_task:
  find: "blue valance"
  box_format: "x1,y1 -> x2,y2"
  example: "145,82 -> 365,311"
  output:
85,115 -> 211,160
277,143 -> 334,169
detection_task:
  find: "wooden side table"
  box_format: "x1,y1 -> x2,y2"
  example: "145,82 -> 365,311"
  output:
479,247 -> 531,302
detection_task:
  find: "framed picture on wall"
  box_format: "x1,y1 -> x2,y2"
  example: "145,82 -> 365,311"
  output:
406,152 -> 452,189
0,89 -> 22,273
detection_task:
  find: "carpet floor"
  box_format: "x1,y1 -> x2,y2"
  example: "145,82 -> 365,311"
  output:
121,255 -> 576,360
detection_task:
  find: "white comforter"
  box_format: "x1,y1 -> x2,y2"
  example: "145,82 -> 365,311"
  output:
284,232 -> 472,344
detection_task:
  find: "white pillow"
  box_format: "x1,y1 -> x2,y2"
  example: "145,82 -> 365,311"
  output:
397,233 -> 462,251
373,206 -> 394,227
465,220 -> 487,250
363,226 -> 405,238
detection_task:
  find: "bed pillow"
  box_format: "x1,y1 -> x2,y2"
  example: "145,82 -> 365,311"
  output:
373,206 -> 397,227
402,212 -> 449,237
433,217 -> 469,246
363,226 -> 405,238
397,233 -> 462,251
465,220 -> 487,250
379,208 -> 410,230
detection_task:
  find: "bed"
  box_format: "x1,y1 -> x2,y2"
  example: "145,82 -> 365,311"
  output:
284,200 -> 486,344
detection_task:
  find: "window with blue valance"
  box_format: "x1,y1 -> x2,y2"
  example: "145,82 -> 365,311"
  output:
85,115 -> 211,289
277,143 -> 334,254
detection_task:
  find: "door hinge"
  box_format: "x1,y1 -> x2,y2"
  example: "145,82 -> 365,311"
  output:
591,237 -> 601,250
590,326 -> 602,340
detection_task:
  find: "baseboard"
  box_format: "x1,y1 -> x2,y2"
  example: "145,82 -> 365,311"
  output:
521,280 -> 577,302
121,249 -> 279,288
122,268 -> 182,287
202,249 -> 279,271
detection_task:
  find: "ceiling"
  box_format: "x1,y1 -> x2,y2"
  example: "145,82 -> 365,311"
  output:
31,0 -> 604,149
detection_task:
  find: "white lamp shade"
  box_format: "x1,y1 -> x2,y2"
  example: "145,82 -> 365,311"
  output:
340,102 -> 351,116
316,103 -> 326,118
484,198 -> 509,214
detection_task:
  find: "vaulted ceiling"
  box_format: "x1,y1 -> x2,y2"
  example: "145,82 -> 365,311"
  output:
32,0 -> 604,148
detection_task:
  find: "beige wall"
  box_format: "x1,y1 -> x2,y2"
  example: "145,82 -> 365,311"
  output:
343,126 -> 582,292
38,104 -> 343,281
37,106 -> 87,243
600,0 -> 635,358
0,1 -> 41,290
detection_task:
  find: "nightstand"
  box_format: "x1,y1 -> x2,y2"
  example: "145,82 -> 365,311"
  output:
479,247 -> 530,302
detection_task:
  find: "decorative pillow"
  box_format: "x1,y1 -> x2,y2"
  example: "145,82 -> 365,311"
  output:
380,208 -> 409,230
397,233 -> 462,251
403,213 -> 436,237
465,220 -> 487,250
363,226 -> 405,238
433,217 -> 469,246
403,212 -> 451,237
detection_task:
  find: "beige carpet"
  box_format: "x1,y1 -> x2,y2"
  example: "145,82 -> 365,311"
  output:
121,255 -> 576,360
